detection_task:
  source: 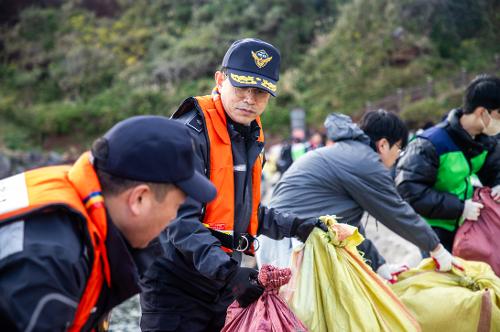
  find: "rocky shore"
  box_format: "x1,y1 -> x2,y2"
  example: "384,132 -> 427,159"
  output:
0,149 -> 78,178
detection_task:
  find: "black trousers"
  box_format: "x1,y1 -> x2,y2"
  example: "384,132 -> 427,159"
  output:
432,226 -> 456,252
139,275 -> 234,332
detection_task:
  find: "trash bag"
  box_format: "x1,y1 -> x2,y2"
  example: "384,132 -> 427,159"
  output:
222,264 -> 308,332
391,258 -> 500,332
453,187 -> 500,276
283,215 -> 420,332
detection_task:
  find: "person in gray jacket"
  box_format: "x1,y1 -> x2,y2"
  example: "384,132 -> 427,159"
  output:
263,110 -> 459,281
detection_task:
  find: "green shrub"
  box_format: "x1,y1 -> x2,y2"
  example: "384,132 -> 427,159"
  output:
1,0 -> 499,148
0,119 -> 32,150
400,98 -> 446,129
18,7 -> 60,49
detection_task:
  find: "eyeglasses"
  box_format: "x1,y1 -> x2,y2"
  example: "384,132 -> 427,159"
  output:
223,74 -> 270,101
488,109 -> 500,120
233,86 -> 270,102
393,142 -> 404,156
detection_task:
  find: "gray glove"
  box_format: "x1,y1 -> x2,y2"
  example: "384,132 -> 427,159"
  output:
291,217 -> 328,242
430,244 -> 463,272
461,199 -> 484,221
376,263 -> 409,283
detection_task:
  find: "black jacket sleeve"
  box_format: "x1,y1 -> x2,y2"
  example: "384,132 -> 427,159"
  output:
477,138 -> 500,188
395,138 -> 464,220
257,205 -> 300,240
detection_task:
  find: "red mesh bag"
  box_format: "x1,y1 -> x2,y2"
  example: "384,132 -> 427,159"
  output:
453,187 -> 500,276
222,265 -> 308,332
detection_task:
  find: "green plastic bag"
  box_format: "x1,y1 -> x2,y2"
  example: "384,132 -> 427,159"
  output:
283,216 -> 420,332
392,258 -> 500,332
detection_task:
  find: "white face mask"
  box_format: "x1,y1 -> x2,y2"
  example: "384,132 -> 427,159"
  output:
481,111 -> 500,136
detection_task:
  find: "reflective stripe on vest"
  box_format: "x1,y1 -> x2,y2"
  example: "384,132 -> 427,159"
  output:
0,152 -> 110,331
194,92 -> 263,250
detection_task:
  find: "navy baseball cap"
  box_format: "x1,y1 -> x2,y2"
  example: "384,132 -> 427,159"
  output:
222,38 -> 281,96
91,116 -> 216,203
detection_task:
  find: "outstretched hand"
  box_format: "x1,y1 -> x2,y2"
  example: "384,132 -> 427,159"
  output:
228,267 -> 264,307
430,244 -> 463,272
376,263 -> 409,283
292,218 -> 328,242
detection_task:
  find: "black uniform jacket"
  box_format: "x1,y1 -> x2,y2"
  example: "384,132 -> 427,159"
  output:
0,207 -> 149,331
140,97 -> 299,303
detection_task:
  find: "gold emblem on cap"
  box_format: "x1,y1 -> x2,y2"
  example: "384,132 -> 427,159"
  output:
251,50 -> 272,68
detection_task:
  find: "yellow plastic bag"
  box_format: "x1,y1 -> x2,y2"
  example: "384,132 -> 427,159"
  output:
391,258 -> 500,332
283,216 -> 420,332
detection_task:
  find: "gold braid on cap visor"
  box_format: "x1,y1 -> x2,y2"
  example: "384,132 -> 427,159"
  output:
230,73 -> 276,92
261,79 -> 276,92
230,73 -> 257,84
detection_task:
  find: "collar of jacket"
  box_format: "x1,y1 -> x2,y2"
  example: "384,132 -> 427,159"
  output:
445,109 -> 496,154
205,88 -> 231,145
208,87 -> 264,144
67,152 -> 111,286
226,114 -> 261,142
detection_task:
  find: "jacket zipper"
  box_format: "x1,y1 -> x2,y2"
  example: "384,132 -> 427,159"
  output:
456,156 -> 473,228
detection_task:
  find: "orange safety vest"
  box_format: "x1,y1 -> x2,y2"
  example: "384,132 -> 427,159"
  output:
195,91 -> 263,251
0,152 -> 110,332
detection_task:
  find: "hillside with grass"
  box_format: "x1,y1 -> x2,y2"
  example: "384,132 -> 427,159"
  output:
1,0 -> 499,150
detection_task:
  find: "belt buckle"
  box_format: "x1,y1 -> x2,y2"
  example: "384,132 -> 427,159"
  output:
234,234 -> 260,252
235,234 -> 250,252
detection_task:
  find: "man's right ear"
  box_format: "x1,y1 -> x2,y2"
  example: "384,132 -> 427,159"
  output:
127,184 -> 151,216
374,139 -> 382,154
375,138 -> 388,154
214,71 -> 225,88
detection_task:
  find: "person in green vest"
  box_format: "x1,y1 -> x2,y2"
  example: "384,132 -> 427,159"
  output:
395,74 -> 500,251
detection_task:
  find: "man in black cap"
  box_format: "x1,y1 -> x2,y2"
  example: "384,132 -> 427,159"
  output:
0,116 -> 216,331
139,38 -> 326,331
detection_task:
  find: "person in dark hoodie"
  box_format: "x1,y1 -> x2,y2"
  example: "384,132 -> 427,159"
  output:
260,110 -> 459,282
396,74 -> 500,252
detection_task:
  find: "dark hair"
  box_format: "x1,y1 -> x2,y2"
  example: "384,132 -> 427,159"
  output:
92,138 -> 174,201
463,74 -> 500,114
359,109 -> 409,148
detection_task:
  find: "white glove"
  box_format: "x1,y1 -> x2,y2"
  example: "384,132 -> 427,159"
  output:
492,185 -> 500,202
430,244 -> 462,272
376,263 -> 409,283
461,199 -> 484,221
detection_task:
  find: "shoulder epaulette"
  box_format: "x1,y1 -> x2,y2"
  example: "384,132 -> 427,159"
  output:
171,97 -> 205,134
172,97 -> 197,119
186,113 -> 204,133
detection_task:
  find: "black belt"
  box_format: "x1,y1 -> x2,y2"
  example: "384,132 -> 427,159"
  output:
207,229 -> 259,255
